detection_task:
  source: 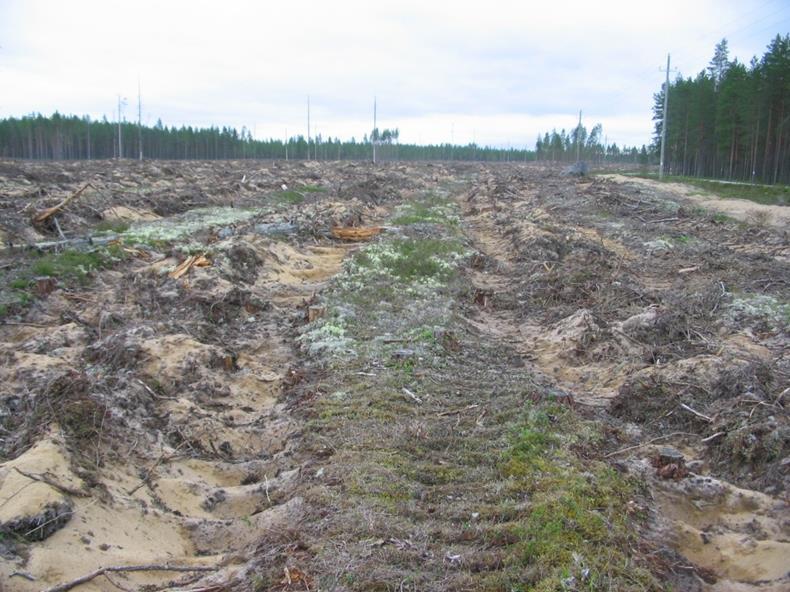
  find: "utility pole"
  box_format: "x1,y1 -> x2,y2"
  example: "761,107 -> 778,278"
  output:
659,53 -> 677,180
117,95 -> 127,159
372,96 -> 377,164
576,110 -> 582,162
117,95 -> 122,159
307,96 -> 311,160
137,79 -> 143,161
285,128 -> 288,161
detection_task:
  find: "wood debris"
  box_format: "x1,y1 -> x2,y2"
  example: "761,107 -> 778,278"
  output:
330,226 -> 382,241
32,183 -> 93,225
169,254 -> 211,279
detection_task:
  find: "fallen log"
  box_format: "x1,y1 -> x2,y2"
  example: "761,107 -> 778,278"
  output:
4,234 -> 121,252
331,226 -> 382,241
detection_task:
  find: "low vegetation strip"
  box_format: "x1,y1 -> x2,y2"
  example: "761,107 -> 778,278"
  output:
622,172 -> 790,206
253,192 -> 662,591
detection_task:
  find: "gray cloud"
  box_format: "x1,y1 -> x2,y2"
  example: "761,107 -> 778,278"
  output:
1,0 -> 787,148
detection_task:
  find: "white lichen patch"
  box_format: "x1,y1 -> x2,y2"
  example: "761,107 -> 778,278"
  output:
123,207 -> 265,243
392,199 -> 461,227
726,293 -> 789,330
643,238 -> 674,252
299,315 -> 356,357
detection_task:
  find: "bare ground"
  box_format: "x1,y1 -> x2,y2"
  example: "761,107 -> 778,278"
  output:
601,174 -> 790,228
0,161 -> 787,591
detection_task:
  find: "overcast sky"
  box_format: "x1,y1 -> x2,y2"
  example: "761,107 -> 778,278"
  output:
1,0 -> 788,149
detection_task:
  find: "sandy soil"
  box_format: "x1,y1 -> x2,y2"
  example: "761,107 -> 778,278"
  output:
0,161 -> 787,591
602,174 -> 790,228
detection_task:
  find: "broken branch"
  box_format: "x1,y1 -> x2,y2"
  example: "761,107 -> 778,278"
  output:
33,183 -> 93,225
42,564 -> 217,592
604,432 -> 698,458
169,254 -> 211,279
679,403 -> 713,422
402,387 -> 422,404
13,467 -> 90,498
701,431 -> 726,443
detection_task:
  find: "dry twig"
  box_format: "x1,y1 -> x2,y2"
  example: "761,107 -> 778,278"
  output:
13,467 -> 89,498
604,432 -> 697,458
42,564 -> 217,592
402,387 -> 422,404
679,403 -> 713,422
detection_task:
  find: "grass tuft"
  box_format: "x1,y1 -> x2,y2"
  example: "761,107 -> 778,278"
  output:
31,250 -> 111,283
274,189 -> 305,204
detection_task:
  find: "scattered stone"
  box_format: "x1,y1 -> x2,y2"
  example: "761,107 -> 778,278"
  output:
652,447 -> 689,480
217,226 -> 234,239
391,348 -> 416,360
254,222 -> 297,237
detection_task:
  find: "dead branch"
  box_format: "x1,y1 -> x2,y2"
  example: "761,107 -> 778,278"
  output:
402,387 -> 422,404
52,216 -> 67,240
437,404 -> 480,417
42,564 -> 217,592
25,507 -> 74,538
16,234 -> 121,252
32,183 -> 93,225
701,431 -> 726,443
169,254 -> 211,280
604,432 -> 698,458
679,403 -> 713,422
13,467 -> 90,498
126,440 -> 189,496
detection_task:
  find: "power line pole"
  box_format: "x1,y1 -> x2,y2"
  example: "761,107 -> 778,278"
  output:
659,53 -> 677,180
576,110 -> 582,162
307,95 -> 311,160
117,95 -> 126,159
373,96 -> 377,165
117,95 -> 122,159
137,79 -> 143,161
285,128 -> 288,161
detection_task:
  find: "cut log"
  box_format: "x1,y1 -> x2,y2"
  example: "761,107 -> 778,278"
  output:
330,226 -> 382,241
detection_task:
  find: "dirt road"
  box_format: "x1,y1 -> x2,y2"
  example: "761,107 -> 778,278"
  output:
602,174 -> 790,228
0,161 -> 787,591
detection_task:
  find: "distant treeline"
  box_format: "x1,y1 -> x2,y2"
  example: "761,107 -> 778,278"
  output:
535,124 -> 648,164
653,34 -> 790,184
0,112 -> 645,164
